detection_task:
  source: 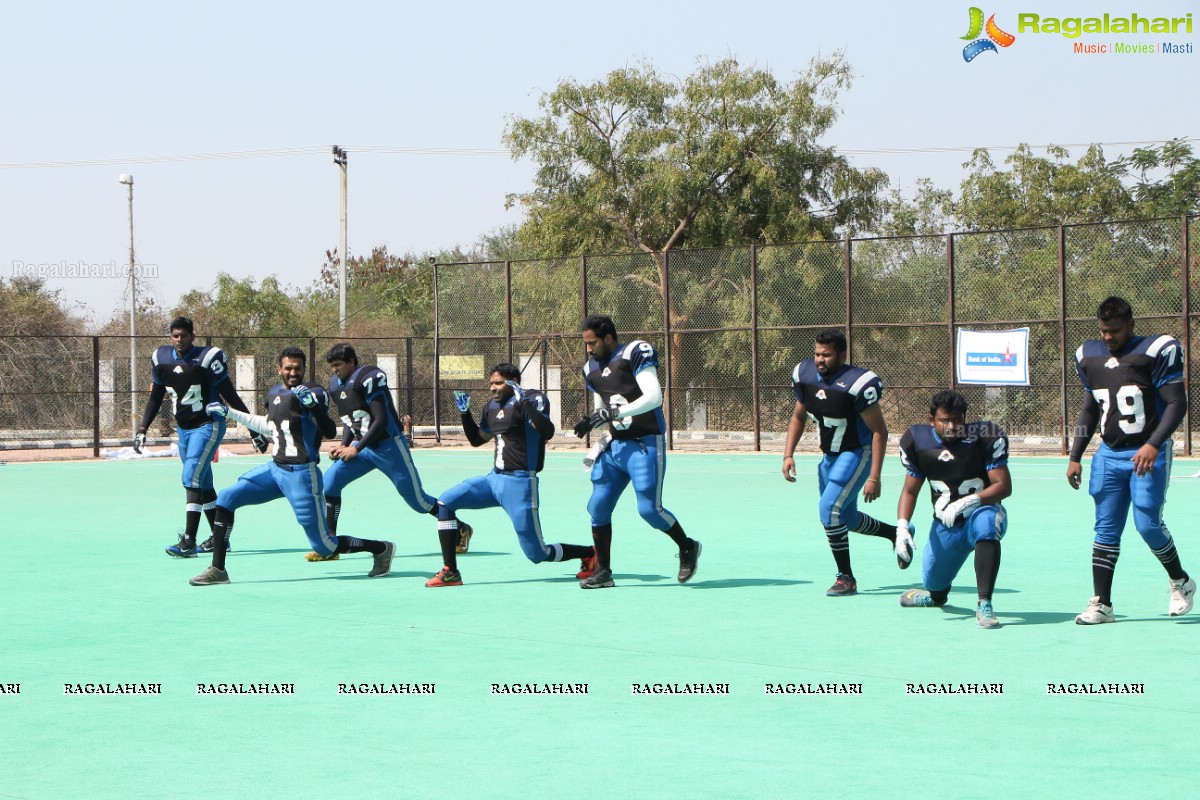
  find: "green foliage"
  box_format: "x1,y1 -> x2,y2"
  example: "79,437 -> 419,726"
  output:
0,277 -> 86,336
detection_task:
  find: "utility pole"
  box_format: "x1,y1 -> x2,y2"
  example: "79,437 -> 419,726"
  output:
332,146 -> 349,332
118,174 -> 137,429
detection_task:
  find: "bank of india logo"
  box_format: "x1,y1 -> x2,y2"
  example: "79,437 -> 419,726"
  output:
962,7 -> 1016,61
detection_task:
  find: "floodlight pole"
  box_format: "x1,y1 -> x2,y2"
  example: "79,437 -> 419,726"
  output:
119,174 -> 137,430
333,146 -> 349,332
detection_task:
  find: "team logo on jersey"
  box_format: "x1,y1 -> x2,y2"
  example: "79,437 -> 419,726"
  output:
339,391 -> 347,399
815,389 -> 827,400
938,450 -> 955,462
173,366 -> 184,374
836,381 -> 847,388
1104,357 -> 1119,369
601,367 -> 612,377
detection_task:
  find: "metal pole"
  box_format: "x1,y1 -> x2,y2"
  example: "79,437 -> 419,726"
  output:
1182,215 -> 1192,456
1058,226 -> 1069,456
750,244 -> 761,451
333,146 -> 349,332
93,336 -> 101,458
120,175 -> 137,432
947,233 -> 956,387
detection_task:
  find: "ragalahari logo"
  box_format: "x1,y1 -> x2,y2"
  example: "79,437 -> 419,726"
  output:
962,7 -> 1016,61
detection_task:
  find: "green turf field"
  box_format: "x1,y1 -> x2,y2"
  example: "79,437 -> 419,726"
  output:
2,450 -> 1198,799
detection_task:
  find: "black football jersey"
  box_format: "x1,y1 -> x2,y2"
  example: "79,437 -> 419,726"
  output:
583,341 -> 664,440
264,383 -> 329,466
150,344 -> 231,430
480,390 -> 551,472
899,422 -> 1009,513
328,364 -> 403,442
791,360 -> 883,454
1074,335 -> 1184,450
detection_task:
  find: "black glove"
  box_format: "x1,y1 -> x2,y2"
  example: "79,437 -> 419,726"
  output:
133,430 -> 147,454
250,433 -> 270,454
572,406 -> 613,438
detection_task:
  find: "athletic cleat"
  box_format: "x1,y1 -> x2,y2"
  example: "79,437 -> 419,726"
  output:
368,542 -> 395,578
976,599 -> 1000,629
1075,596 -> 1115,625
198,535 -> 231,554
1168,575 -> 1196,616
455,521 -> 474,554
825,573 -> 857,597
165,534 -> 199,558
894,525 -> 915,570
677,539 -> 702,583
580,567 -> 615,589
425,566 -> 463,587
899,588 -> 935,607
189,566 -> 230,586
576,552 -> 598,580
304,551 -> 340,562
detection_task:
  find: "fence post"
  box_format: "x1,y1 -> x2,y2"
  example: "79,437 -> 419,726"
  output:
432,262 -> 441,443
947,233 -> 956,387
505,260 -> 514,365
405,337 -> 415,425
1182,215 -> 1192,456
92,336 -> 101,457
663,250 -> 674,450
750,244 -> 762,451
843,237 -> 853,361
309,338 -> 317,383
1058,225 -> 1069,456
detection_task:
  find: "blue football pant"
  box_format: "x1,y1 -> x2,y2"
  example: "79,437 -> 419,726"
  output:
921,504 -> 1007,592
1088,442 -> 1173,550
440,471 -> 564,563
217,462 -> 338,556
586,435 -> 678,531
816,448 -> 871,529
178,419 -> 226,490
324,434 -> 436,514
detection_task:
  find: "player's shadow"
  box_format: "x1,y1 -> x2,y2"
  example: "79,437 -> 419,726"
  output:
238,570 -> 431,584
682,578 -> 811,589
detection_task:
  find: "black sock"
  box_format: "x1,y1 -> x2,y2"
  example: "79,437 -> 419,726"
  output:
662,521 -> 689,549
184,489 -> 204,540
592,525 -> 613,569
974,540 -> 1001,601
555,543 -> 595,561
437,530 -> 460,572
930,588 -> 950,606
1151,535 -> 1187,582
336,536 -> 385,556
852,514 -> 897,543
825,525 -> 852,576
211,507 -> 234,571
325,496 -> 342,536
1092,543 -> 1120,605
202,489 -> 218,532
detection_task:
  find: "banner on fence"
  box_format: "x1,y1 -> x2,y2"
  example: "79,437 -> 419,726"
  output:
439,355 -> 484,380
956,328 -> 1030,385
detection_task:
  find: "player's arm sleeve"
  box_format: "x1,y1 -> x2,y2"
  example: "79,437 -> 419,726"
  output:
137,383 -> 168,432
1146,381 -> 1187,448
216,380 -> 251,414
461,410 -> 490,447
313,392 -> 337,439
225,408 -> 271,437
615,367 -> 663,417
354,396 -> 390,450
522,393 -> 555,439
1068,392 -> 1101,462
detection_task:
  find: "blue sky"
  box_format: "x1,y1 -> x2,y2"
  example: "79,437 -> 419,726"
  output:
2,0 -> 1196,322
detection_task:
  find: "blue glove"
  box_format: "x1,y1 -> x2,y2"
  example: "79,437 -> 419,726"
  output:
505,380 -> 526,403
292,385 -> 317,408
206,402 -> 228,418
453,391 -> 471,414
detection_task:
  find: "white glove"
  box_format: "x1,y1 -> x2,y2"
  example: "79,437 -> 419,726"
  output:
583,430 -> 613,469
937,495 -> 981,527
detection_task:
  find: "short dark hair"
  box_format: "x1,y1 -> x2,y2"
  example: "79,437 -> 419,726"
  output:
278,346 -> 306,366
169,316 -> 194,335
492,363 -> 521,381
814,330 -> 847,354
582,314 -> 618,340
929,389 -> 969,418
1097,296 -> 1133,323
326,342 -> 358,365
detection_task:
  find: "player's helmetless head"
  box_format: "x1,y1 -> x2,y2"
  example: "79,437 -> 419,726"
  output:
1096,297 -> 1135,352
325,343 -> 358,380
278,355 -> 306,388
169,316 -> 195,355
581,315 -> 618,361
812,330 -> 847,376
929,389 -> 969,442
490,363 -> 520,401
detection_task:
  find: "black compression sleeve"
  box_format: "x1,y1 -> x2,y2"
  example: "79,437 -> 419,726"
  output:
521,399 -> 555,439
216,380 -> 251,414
461,412 -> 487,447
355,396 -> 391,450
1068,392 -> 1101,462
1146,381 -> 1187,448
138,383 -> 168,432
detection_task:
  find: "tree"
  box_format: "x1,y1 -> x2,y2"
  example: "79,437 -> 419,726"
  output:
1123,138 -> 1200,218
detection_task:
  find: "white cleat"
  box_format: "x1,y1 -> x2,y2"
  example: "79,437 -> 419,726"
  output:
1168,576 -> 1196,616
1075,596 -> 1115,625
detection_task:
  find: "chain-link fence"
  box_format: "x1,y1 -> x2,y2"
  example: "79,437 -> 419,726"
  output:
3,215 -> 1196,455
